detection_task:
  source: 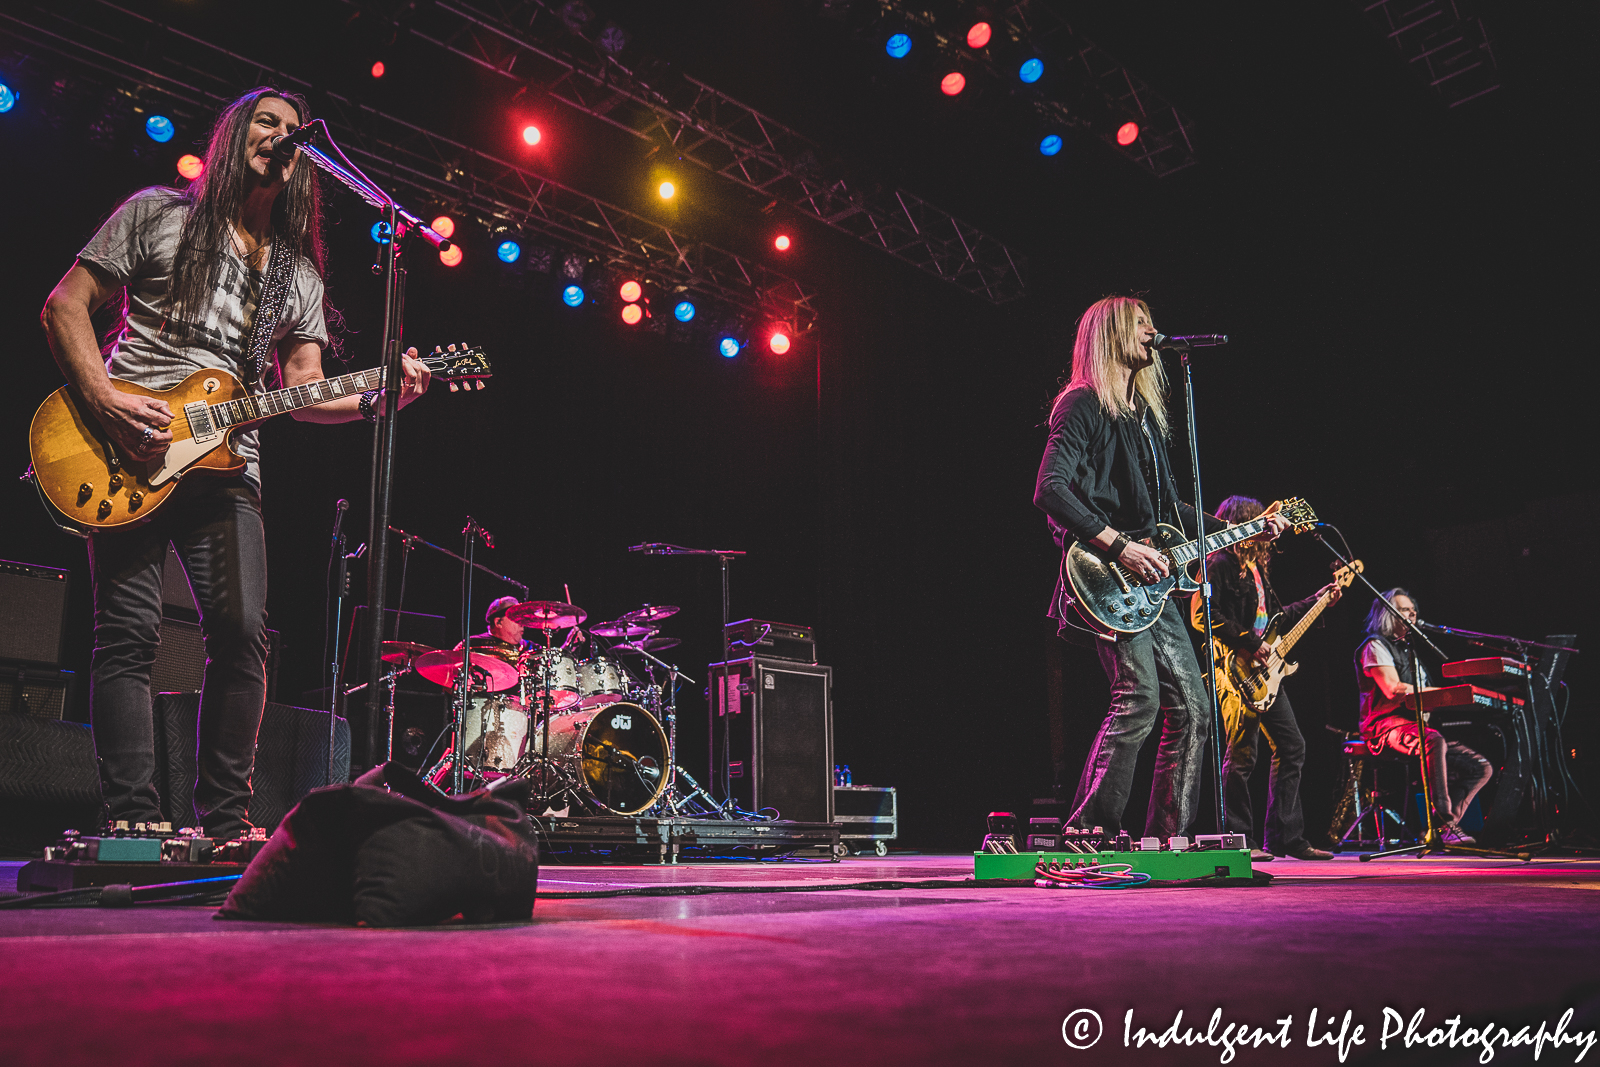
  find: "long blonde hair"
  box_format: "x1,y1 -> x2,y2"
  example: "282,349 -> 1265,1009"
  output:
1057,296 -> 1170,436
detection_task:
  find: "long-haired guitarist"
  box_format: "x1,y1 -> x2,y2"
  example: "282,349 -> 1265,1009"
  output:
39,87 -> 431,838
1190,495 -> 1341,861
1034,295 -> 1290,838
1356,589 -> 1492,845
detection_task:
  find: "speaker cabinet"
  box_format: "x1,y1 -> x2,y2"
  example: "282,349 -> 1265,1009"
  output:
0,558 -> 71,667
0,665 -> 76,720
0,715 -> 101,852
709,656 -> 833,824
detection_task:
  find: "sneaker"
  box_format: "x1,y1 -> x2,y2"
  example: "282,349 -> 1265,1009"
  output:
1437,824 -> 1476,845
1249,849 -> 1274,863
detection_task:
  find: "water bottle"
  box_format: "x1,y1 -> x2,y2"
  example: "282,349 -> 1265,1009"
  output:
843,764 -> 852,786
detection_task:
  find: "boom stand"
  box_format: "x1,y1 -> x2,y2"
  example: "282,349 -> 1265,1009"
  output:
1311,531 -> 1529,861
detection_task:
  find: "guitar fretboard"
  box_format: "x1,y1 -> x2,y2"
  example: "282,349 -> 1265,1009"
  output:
207,367 -> 386,429
1168,517 -> 1272,567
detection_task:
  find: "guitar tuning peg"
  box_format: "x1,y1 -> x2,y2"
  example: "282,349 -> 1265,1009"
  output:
433,345 -> 443,353
474,380 -> 484,390
449,382 -> 459,392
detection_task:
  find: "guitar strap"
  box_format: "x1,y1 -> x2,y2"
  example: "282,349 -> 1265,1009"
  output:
242,238 -> 297,388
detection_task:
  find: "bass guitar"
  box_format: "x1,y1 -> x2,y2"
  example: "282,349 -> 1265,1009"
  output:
1210,559 -> 1362,716
1063,498 -> 1318,635
28,345 -> 491,531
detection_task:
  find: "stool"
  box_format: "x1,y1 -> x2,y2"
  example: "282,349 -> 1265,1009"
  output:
1333,738 -> 1419,851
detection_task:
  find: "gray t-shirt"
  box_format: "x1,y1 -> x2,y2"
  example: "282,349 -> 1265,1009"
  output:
77,187 -> 328,489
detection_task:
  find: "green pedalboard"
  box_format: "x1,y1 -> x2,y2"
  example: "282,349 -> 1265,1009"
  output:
973,848 -> 1254,881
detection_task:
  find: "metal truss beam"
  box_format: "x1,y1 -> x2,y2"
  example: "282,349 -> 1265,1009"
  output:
0,1 -> 815,329
1357,0 -> 1500,109
389,0 -> 1028,304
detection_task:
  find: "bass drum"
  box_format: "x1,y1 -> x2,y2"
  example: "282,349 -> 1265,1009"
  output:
539,702 -> 668,815
461,693 -> 528,773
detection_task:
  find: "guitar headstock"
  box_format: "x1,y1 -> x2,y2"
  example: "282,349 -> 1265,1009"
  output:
1273,497 -> 1318,533
422,345 -> 493,391
1333,559 -> 1364,588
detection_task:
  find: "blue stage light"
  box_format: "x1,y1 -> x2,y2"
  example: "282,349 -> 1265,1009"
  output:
0,83 -> 16,114
885,33 -> 912,59
1019,58 -> 1043,84
719,337 -> 741,358
497,240 -> 522,263
1040,134 -> 1063,156
562,284 -> 586,307
674,300 -> 696,323
145,115 -> 174,142
370,222 -> 392,244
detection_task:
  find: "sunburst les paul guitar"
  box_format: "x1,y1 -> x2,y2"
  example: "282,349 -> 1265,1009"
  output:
1209,559 -> 1363,721
28,346 -> 491,531
1063,498 -> 1319,635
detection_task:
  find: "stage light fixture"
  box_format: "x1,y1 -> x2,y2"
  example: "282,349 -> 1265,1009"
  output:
885,33 -> 912,59
439,245 -> 463,267
1116,121 -> 1140,146
966,22 -> 992,48
431,215 -> 456,239
774,234 -> 791,252
0,83 -> 16,114
562,284 -> 586,307
371,61 -> 386,79
144,115 -> 174,143
176,154 -> 204,180
1039,134 -> 1063,156
658,181 -> 675,200
619,280 -> 642,303
769,328 -> 792,355
673,300 -> 696,322
1019,58 -> 1043,83
719,337 -> 742,358
621,303 -> 643,325
940,72 -> 966,96
497,240 -> 522,263
522,125 -> 541,146
370,222 -> 392,245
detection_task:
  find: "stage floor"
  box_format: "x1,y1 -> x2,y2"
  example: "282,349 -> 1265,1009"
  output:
3,852 -> 1598,1066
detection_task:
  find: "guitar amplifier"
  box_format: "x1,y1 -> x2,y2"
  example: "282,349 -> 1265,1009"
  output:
0,559 -> 72,667
724,619 -> 816,663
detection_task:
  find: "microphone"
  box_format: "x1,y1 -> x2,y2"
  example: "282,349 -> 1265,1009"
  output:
1151,333 -> 1230,350
630,543 -> 668,554
267,125 -> 318,164
331,498 -> 349,544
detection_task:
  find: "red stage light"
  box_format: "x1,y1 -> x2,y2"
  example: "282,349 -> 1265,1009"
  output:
431,216 -> 456,239
774,234 -> 791,252
769,330 -> 791,355
439,245 -> 463,267
371,61 -> 385,79
621,303 -> 643,325
1116,121 -> 1140,146
176,154 -> 204,181
966,22 -> 992,48
940,72 -> 966,96
619,280 -> 642,303
522,125 -> 541,146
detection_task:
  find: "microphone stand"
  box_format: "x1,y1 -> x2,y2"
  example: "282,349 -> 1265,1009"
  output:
326,501 -> 363,785
284,120 -> 454,774
1310,528 -> 1528,861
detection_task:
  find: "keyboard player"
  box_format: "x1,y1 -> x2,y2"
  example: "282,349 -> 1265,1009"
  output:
1355,588 -> 1493,845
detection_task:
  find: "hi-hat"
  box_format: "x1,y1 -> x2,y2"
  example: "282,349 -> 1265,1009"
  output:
381,640 -> 435,664
590,620 -> 655,639
613,637 -> 681,655
414,649 -> 521,692
505,600 -> 587,629
620,604 -> 679,625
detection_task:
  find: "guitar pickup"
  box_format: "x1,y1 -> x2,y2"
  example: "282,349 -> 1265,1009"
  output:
184,401 -> 220,443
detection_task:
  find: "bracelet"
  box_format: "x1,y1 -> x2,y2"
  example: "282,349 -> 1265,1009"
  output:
359,390 -> 381,423
1106,534 -> 1130,560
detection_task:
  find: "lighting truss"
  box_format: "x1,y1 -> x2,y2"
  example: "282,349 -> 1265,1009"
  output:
386,0 -> 1029,304
1356,0 -> 1500,109
0,1 -> 815,330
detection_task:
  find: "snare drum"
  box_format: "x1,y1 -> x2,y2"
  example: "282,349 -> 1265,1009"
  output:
461,693 -> 529,772
577,655 -> 629,707
536,702 -> 669,815
520,648 -> 581,710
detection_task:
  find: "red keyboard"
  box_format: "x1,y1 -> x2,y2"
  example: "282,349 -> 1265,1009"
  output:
1441,657 -> 1531,683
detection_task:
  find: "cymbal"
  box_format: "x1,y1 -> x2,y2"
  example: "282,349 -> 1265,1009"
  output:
505,600 -> 587,629
414,649 -> 521,692
620,604 -> 679,625
591,621 -> 655,639
381,640 -> 435,664
613,637 -> 681,655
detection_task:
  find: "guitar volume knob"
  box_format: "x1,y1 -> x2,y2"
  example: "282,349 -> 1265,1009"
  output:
97,499 -> 113,518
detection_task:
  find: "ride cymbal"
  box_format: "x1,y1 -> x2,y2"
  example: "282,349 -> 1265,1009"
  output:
505,600 -> 588,629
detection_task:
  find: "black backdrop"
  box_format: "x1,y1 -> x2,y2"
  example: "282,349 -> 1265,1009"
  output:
1,0 -> 1591,850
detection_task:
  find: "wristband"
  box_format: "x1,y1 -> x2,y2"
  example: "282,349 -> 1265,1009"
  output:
1107,534 -> 1130,560
359,390 -> 381,423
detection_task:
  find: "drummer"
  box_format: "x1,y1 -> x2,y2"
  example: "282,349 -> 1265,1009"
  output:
456,596 -> 585,661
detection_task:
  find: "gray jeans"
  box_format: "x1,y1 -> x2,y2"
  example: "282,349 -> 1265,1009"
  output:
1067,598 -> 1212,838
87,478 -> 268,837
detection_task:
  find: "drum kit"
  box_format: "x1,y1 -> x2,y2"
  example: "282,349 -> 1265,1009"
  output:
379,601 -> 724,819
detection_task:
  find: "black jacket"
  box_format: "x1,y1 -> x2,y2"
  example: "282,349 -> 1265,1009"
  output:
1191,551 -> 1318,657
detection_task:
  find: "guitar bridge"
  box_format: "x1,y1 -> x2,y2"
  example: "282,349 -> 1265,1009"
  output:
184,401 -> 220,443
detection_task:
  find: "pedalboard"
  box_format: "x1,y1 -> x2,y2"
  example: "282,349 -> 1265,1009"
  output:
974,830 -> 1252,881
17,824 -> 272,893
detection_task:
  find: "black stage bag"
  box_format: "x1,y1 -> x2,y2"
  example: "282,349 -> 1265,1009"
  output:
217,763 -> 538,926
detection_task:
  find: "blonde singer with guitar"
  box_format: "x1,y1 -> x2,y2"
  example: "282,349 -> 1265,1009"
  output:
1190,496 -> 1342,862
38,87 -> 431,839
